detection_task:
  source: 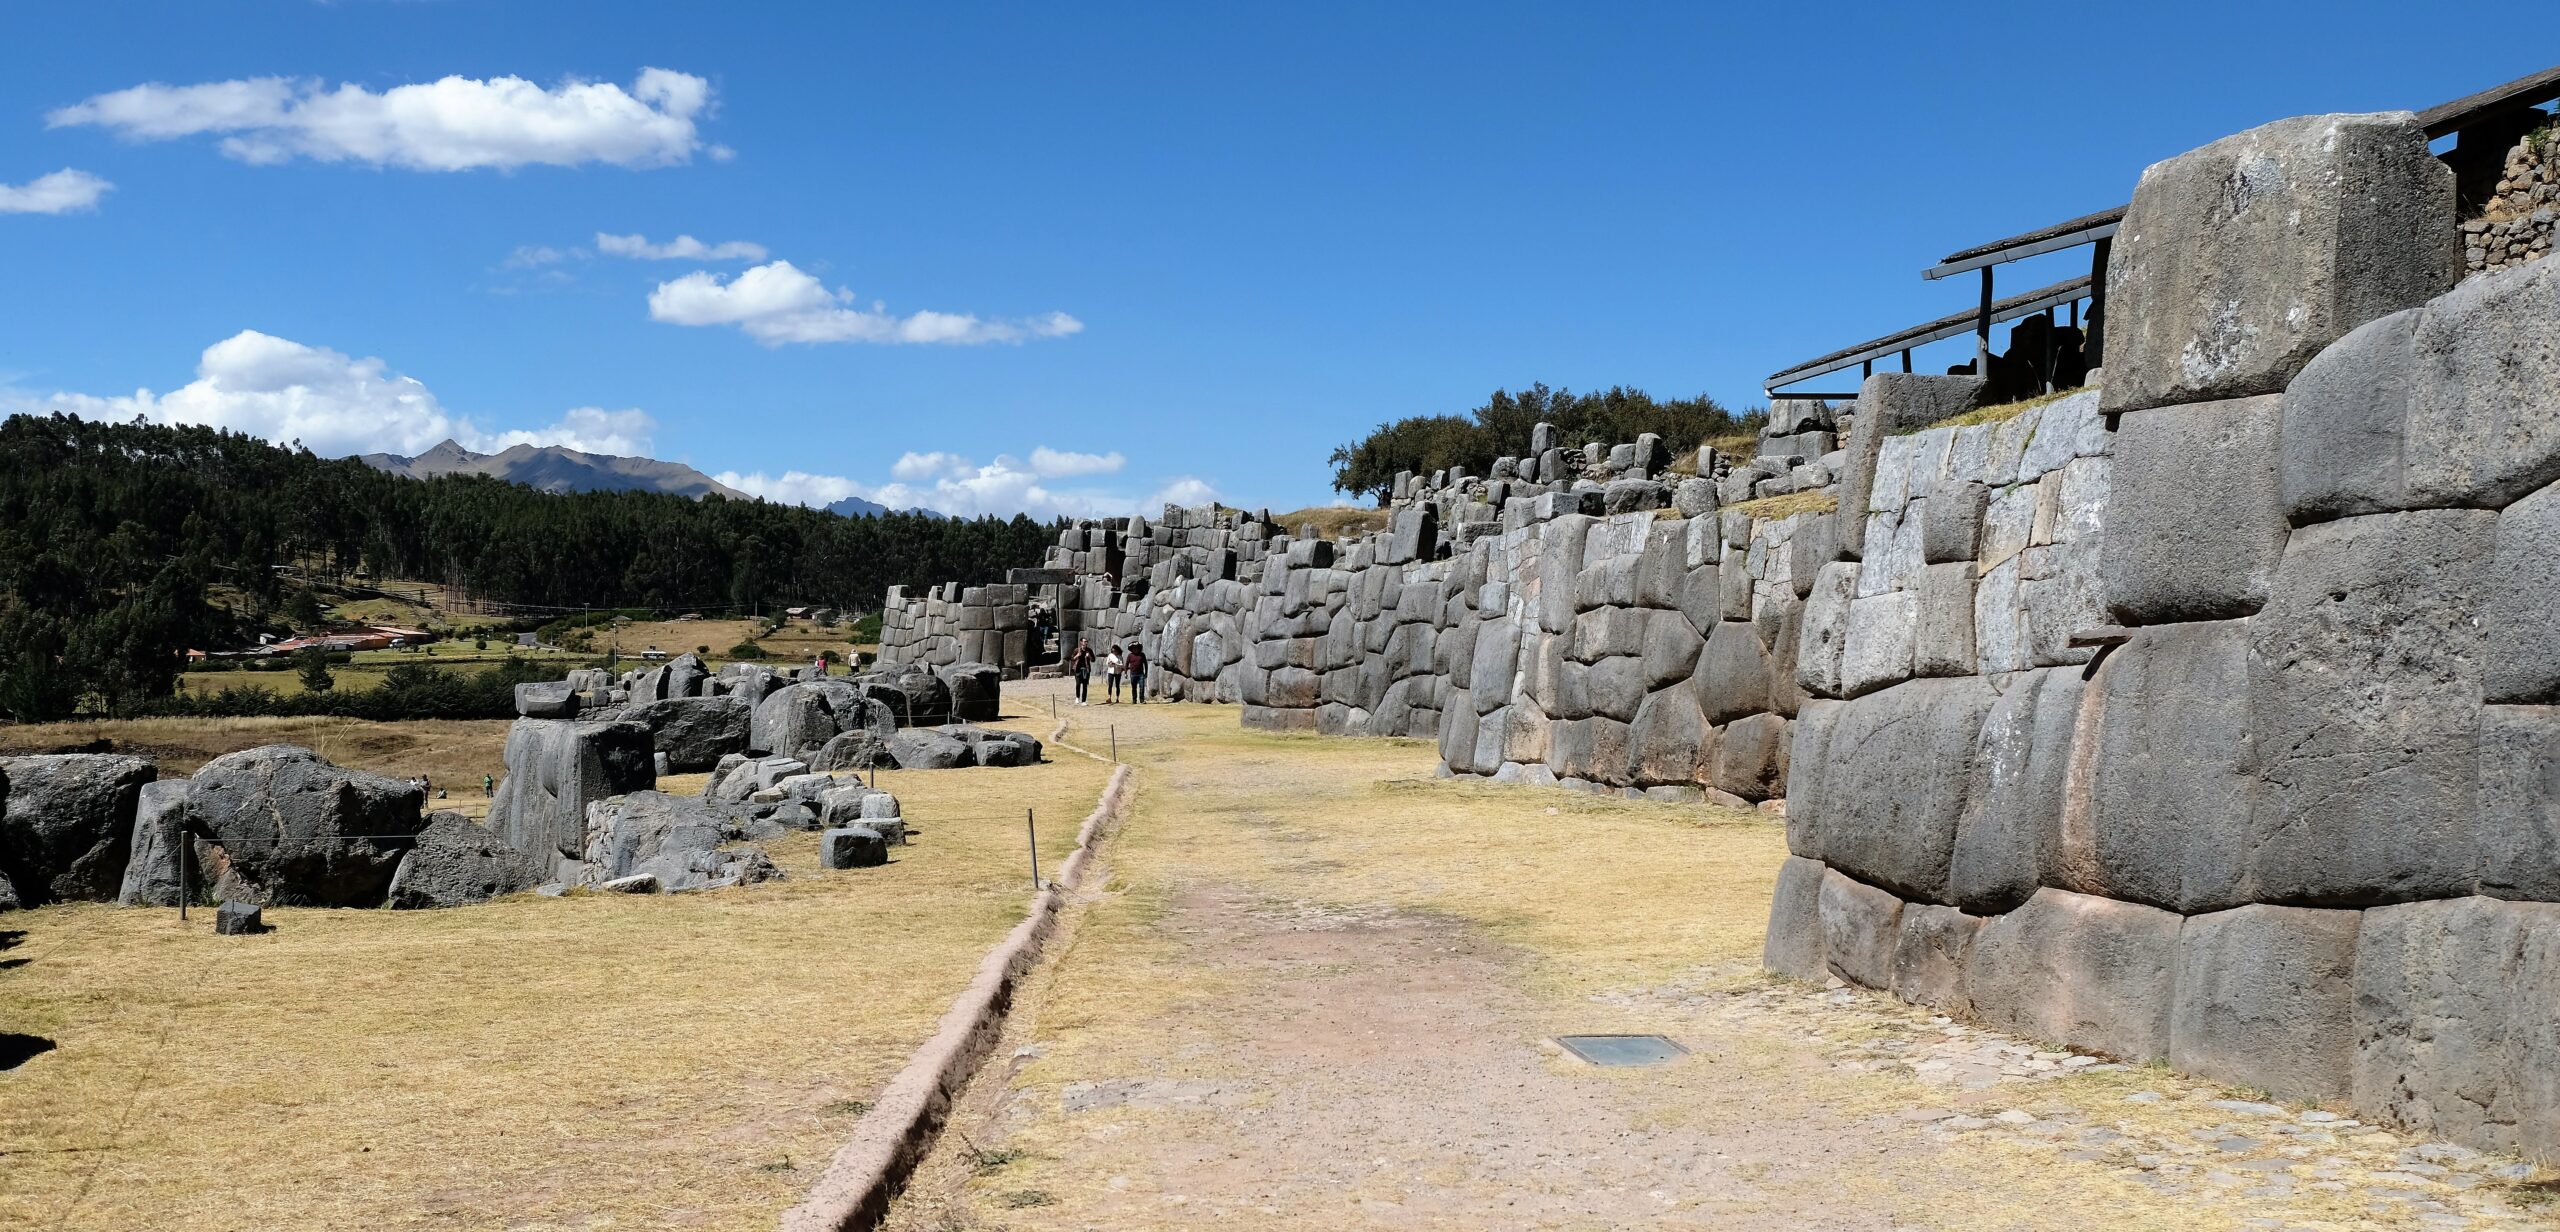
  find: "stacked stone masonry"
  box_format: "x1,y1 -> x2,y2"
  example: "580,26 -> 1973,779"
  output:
2463,124 -> 2558,277
876,108 -> 2560,1161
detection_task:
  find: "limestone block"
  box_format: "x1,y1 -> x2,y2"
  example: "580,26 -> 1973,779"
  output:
1911,563 -> 1975,679
1627,686 -> 1707,786
1638,609 -> 1703,691
1789,513 -> 1839,596
2101,111 -> 2457,416
1854,508 -> 1925,598
1537,515 -> 1593,635
1584,656 -> 1647,724
1840,374 -> 1990,537
2172,904 -> 2359,1103
2405,258 -> 2560,508
1784,700 -> 1839,860
1921,482 -> 1988,564
1891,904 -> 1983,1014
1761,597 -> 1804,720
1437,697 -> 1479,769
1696,620 -> 1773,724
1795,561 -> 1857,700
1636,521 -> 1686,609
2015,390 -> 2108,484
2352,896 -> 2560,1158
1819,868 -> 1905,990
1712,711 -> 1788,801
2074,619 -> 2257,913
1676,555 -> 1722,635
1569,606 -> 1648,664
1811,676 -> 1998,903
2488,481 -> 2560,705
1575,554 -> 1638,612
1964,888 -> 2180,1063
1718,547 -> 1753,621
1468,614 -> 1519,700
1839,591 -> 1917,699
1471,706 -> 1511,776
2478,706 -> 2560,902
2103,395 -> 2287,624
1500,700 -> 1552,766
1949,667 -> 2085,915
2250,510 -> 2496,906
1763,855 -> 1829,981
2279,308 -> 2421,524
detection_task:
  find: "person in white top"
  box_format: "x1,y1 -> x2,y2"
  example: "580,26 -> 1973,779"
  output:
1103,645 -> 1126,703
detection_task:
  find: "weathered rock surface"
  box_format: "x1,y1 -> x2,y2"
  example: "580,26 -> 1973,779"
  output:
487,720 -> 655,866
2102,395 -> 2287,623
190,745 -> 426,907
2171,904 -> 2359,1103
0,753 -> 153,906
117,778 -> 195,907
387,812 -> 547,908
624,695 -> 751,773
1965,888 -> 2179,1063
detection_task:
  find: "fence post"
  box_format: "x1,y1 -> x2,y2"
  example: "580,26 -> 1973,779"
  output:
176,816 -> 188,922
1110,725 -> 1117,763
1027,808 -> 1040,890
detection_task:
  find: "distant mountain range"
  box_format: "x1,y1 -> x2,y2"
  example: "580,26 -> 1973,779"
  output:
827,494 -> 948,520
359,440 -> 749,500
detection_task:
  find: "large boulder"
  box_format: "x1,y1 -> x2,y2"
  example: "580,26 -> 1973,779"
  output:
2101,395 -> 2289,624
2405,256 -> 2560,508
118,778 -> 196,907
626,695 -> 751,773
937,662 -> 1004,723
0,754 -> 155,906
386,812 -> 546,909
884,729 -> 971,771
514,681 -> 581,719
486,720 -> 656,866
808,730 -> 894,772
2100,111 -> 2457,417
858,667 -> 954,728
1818,868 -> 1904,990
1798,676 -> 1997,903
2171,904 -> 2359,1104
580,791 -> 781,892
2352,896 -> 2560,1158
189,746 -> 427,907
941,725 -> 1043,768
1964,887 -> 2180,1063
2075,620 -> 2258,914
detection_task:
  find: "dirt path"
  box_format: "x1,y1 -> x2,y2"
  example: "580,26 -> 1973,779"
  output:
887,684 -> 2552,1231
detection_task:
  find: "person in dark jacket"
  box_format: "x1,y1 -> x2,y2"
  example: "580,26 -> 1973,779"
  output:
1125,643 -> 1149,703
1070,639 -> 1095,705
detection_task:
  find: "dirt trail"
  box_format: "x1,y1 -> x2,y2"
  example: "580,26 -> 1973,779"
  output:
887,684 -> 2551,1231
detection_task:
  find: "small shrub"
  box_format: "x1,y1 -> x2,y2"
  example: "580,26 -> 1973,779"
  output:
997,1190 -> 1052,1209
727,641 -> 769,660
971,1147 -> 1024,1175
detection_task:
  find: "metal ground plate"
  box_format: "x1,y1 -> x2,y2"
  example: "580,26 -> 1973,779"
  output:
1555,1034 -> 1688,1067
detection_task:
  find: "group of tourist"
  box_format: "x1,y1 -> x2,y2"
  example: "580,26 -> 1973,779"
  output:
1067,638 -> 1148,705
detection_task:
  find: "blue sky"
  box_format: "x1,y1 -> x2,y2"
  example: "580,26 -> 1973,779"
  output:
0,3 -> 2540,516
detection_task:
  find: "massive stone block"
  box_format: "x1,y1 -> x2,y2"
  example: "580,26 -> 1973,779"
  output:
1794,561 -> 1857,699
1911,562 -> 1975,679
1949,666 -> 2085,915
1819,868 -> 1905,990
626,695 -> 752,773
1763,855 -> 1828,981
1965,888 -> 2181,1063
1626,686 -> 1707,786
2250,509 -> 2497,906
2172,904 -> 2359,1103
191,745 -> 429,907
1920,482 -> 1988,565
2405,258 -> 2560,508
1712,711 -> 1788,801
1891,903 -> 1983,1014
488,720 -> 656,864
2075,620 -> 2257,914
1838,591 -> 1917,698
2479,706 -> 2560,902
1784,700 -> 1839,860
1810,676 -> 1998,903
1638,608 -> 1702,691
2279,308 -> 2421,524
1696,620 -> 1773,724
0,754 -> 152,906
387,812 -> 548,909
1839,374 -> 1990,539
2353,897 -> 2560,1158
2487,481 -> 2560,705
1583,656 -> 1647,725
118,778 -> 195,908
2103,395 -> 2288,623
2100,111 -> 2457,416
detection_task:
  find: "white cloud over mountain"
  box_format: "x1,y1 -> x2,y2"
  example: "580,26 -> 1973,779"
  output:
649,259 -> 1083,346
0,168 -> 112,214
48,69 -> 715,171
32,329 -> 655,458
719,447 -> 1216,520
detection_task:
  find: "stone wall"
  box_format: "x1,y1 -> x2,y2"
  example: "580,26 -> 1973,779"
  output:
879,107 -> 2560,1158
877,581 -> 1035,672
2463,124 -> 2557,278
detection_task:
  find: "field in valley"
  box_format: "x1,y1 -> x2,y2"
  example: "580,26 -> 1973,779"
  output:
0,708 -> 1107,1231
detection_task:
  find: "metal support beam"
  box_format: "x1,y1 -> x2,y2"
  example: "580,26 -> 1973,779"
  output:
2087,236 -> 2112,370
1976,267 -> 1995,375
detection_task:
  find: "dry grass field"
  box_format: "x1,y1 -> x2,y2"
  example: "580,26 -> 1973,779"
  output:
0,710 -> 1109,1231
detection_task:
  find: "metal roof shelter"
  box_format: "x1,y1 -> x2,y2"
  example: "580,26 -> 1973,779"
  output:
1766,64 -> 2560,401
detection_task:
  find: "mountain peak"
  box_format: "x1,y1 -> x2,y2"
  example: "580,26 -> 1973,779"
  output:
359,442 -> 749,501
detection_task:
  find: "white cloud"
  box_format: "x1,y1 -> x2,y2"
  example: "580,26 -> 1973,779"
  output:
47,68 -> 714,171
648,260 -> 1083,346
596,231 -> 766,261
502,243 -> 575,268
0,168 -> 112,214
32,329 -> 656,458
721,449 -> 1217,521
